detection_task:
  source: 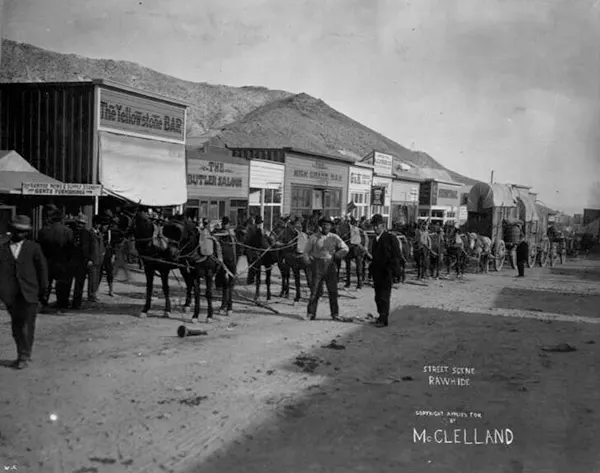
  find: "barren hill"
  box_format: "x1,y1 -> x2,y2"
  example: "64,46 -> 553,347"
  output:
0,40 -> 293,136
1,39 -> 477,185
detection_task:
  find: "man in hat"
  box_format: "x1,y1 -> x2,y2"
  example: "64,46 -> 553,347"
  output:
369,214 -> 402,327
303,216 -> 349,321
246,215 -> 264,285
0,215 -> 48,369
38,208 -> 73,313
87,215 -> 107,302
515,234 -> 529,278
214,216 -> 237,316
68,213 -> 93,310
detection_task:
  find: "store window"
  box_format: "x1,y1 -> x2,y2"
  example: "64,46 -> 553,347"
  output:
248,187 -> 283,231
323,189 -> 341,218
350,191 -> 370,218
291,186 -> 312,217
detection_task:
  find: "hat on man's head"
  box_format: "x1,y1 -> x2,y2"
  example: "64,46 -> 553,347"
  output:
9,215 -> 32,232
221,216 -> 230,226
104,209 -> 114,218
318,216 -> 334,226
76,213 -> 88,225
371,214 -> 385,226
255,215 -> 264,225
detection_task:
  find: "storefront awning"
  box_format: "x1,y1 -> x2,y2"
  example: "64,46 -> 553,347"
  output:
99,132 -> 187,206
0,150 -> 63,194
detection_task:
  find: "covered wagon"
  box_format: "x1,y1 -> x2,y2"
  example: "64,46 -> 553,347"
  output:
466,182 -> 550,270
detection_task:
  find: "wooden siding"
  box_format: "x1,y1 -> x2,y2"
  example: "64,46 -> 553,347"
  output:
0,83 -> 96,183
250,160 -> 284,189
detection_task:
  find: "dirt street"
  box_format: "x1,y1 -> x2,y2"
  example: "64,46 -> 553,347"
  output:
1,255 -> 600,473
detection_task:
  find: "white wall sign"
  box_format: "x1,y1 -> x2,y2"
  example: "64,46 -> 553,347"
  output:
373,152 -> 393,176
286,155 -> 345,187
187,158 -> 249,199
22,182 -> 103,196
349,166 -> 372,189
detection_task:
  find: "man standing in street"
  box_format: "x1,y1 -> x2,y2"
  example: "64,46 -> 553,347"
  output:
516,236 -> 529,278
69,213 -> 93,310
214,216 -> 237,316
303,216 -> 349,321
369,213 -> 402,328
87,215 -> 107,303
0,215 -> 48,369
38,208 -> 73,314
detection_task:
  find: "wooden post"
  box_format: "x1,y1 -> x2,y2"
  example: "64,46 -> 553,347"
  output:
490,170 -> 494,184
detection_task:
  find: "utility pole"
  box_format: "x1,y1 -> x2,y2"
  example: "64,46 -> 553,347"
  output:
490,170 -> 494,184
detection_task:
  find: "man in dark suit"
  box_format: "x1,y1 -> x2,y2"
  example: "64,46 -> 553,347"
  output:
38,209 -> 73,313
69,213 -> 93,310
214,216 -> 237,316
369,214 -> 402,328
0,215 -> 48,369
516,236 -> 529,278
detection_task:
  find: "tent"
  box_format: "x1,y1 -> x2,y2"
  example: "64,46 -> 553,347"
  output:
0,150 -> 62,194
467,182 -> 517,212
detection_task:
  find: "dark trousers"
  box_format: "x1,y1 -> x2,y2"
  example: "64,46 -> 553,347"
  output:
373,273 -> 393,325
43,261 -> 71,309
69,262 -> 88,308
517,259 -> 525,277
220,260 -> 236,311
8,293 -> 38,361
307,259 -> 339,317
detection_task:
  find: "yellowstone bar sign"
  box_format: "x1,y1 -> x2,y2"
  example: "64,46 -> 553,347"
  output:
99,88 -> 186,142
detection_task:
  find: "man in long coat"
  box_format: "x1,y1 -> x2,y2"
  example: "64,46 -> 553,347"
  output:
369,213 -> 402,327
0,215 -> 48,369
87,215 -> 107,302
38,209 -> 73,313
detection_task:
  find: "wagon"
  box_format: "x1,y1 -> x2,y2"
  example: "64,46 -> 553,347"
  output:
466,182 -> 550,271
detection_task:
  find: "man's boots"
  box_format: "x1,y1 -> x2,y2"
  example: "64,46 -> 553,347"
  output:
108,282 -> 114,297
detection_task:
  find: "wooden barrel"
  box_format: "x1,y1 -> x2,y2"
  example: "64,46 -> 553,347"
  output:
504,223 -> 521,244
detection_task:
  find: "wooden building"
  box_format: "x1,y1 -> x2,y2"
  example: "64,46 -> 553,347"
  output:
0,79 -> 189,227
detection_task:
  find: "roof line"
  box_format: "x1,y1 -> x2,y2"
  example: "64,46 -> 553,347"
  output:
282,147 -> 357,163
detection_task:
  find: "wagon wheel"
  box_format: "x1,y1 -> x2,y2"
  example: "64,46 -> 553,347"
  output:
493,240 -> 506,271
539,239 -> 549,268
527,245 -> 537,269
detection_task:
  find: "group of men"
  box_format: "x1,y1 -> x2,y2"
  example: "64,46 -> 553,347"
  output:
36,206 -> 131,313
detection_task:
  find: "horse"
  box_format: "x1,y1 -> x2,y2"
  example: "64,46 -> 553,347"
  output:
131,212 -> 185,318
272,217 -> 312,302
132,212 -> 221,321
335,219 -> 369,289
428,229 -> 446,279
244,221 -> 278,301
444,226 -> 470,278
413,225 -> 431,280
467,232 -> 492,273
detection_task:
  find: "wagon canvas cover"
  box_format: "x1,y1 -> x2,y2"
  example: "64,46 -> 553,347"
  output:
513,187 -> 540,222
466,182 -> 517,212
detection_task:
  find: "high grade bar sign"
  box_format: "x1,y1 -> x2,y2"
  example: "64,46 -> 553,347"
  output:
99,88 -> 186,142
22,183 -> 103,196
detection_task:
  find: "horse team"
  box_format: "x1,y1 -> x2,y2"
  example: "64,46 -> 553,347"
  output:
128,208 -> 496,321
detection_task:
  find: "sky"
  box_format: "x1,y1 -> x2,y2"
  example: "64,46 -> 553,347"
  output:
2,0 -> 600,214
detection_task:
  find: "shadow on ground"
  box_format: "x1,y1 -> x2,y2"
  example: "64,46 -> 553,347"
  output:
494,287 -> 600,317
549,266 -> 600,282
186,305 -> 600,473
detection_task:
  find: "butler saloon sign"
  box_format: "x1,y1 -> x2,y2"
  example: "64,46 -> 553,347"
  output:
99,88 -> 186,142
187,159 -> 249,199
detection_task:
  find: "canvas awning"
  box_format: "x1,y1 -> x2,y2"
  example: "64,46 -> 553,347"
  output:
467,182 -> 517,212
99,132 -> 187,206
513,187 -> 539,222
0,150 -> 62,194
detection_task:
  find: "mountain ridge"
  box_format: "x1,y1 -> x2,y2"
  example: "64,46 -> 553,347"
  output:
0,39 -> 477,185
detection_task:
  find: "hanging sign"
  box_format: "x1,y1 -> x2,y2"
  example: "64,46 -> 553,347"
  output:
371,186 -> 385,206
22,182 -> 103,196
